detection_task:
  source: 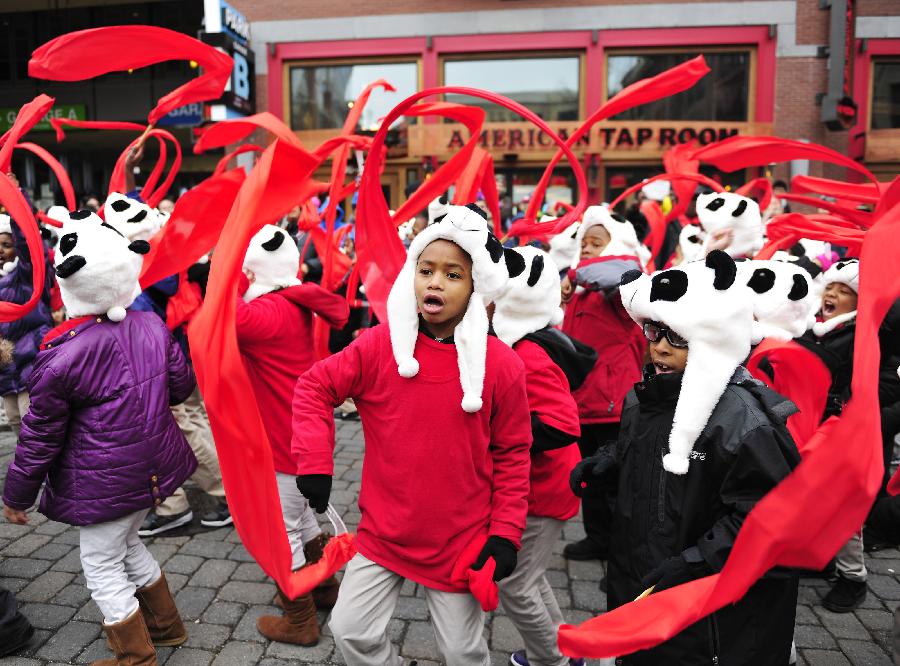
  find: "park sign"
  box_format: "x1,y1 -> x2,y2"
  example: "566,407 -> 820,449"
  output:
0,104 -> 86,133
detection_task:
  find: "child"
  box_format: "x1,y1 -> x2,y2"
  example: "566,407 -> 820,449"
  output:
573,252 -> 800,665
2,209 -> 196,665
492,245 -> 593,666
0,210 -> 54,435
234,224 -> 349,645
292,204 -> 532,666
559,205 -> 645,561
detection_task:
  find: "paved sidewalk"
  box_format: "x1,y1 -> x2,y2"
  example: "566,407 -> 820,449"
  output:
0,421 -> 897,665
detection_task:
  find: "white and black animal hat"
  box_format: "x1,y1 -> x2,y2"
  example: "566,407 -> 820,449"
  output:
493,246 -> 563,348
549,220 -> 579,272
54,209 -> 150,321
103,193 -> 163,242
387,203 -> 511,413
242,224 -> 301,302
571,205 -> 648,269
821,257 -> 859,295
0,213 -> 11,236
678,223 -> 705,264
740,259 -> 819,344
619,251 -> 753,474
428,195 -> 450,225
696,192 -> 763,259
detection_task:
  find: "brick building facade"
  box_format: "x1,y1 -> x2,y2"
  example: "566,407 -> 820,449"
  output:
222,0 -> 899,207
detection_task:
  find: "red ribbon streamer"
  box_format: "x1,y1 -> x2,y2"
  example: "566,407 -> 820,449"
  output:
790,174 -> 884,204
0,175 -> 46,323
194,112 -> 305,154
15,142 -> 76,211
214,144 -> 263,176
663,142 -> 700,223
754,213 -> 865,260
558,194 -> 899,661
0,94 -> 55,173
29,26 -> 233,125
736,177 -> 773,213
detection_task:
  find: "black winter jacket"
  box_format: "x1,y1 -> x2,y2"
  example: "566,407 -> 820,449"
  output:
608,367 -> 801,666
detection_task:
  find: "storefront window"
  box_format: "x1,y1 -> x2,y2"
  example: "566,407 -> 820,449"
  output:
443,55 -> 580,122
289,61 -> 418,131
872,59 -> 900,129
606,51 -> 751,121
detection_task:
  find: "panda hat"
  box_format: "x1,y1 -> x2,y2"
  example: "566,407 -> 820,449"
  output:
679,223 -> 706,264
428,195 -> 450,225
696,192 -> 763,259
53,209 -> 150,321
387,203 -> 510,413
103,193 -> 163,242
242,224 -> 302,302
741,259 -> 819,344
549,221 -> 579,273
493,246 -> 563,348
813,258 -> 860,335
619,251 -> 753,475
0,213 -> 11,236
571,205 -> 648,269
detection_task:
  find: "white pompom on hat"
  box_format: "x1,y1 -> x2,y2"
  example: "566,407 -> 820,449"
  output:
53,208 -> 147,321
696,192 -> 764,259
619,251 -> 753,474
386,203 -> 511,413
493,246 -> 564,348
641,179 -> 671,202
571,205 -> 647,269
242,224 -> 301,302
103,192 -> 163,242
740,259 -> 820,344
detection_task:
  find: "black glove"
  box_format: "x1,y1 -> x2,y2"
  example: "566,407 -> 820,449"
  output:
471,536 -> 518,582
640,552 -> 708,593
569,448 -> 616,497
296,474 -> 331,513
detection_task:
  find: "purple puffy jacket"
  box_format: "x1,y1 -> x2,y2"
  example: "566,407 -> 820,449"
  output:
2,311 -> 197,526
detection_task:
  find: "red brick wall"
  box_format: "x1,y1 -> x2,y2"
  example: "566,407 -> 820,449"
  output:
795,0 -> 829,45
858,0 -> 899,16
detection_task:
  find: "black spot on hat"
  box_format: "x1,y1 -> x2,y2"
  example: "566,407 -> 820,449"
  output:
620,269 -> 642,286
526,254 -> 544,287
484,232 -> 504,264
110,199 -> 131,213
128,240 -> 151,255
503,248 -> 526,278
705,197 -> 726,212
731,199 -> 748,217
432,214 -> 446,225
70,209 -> 93,220
705,250 -> 737,290
262,230 -> 285,252
747,268 -> 776,294
465,203 -> 488,221
438,195 -> 448,205
60,233 -> 77,257
611,213 -> 627,224
101,222 -> 124,238
687,234 -> 701,244
55,255 -> 86,279
650,269 -> 689,302
788,274 -> 809,301
127,209 -> 148,224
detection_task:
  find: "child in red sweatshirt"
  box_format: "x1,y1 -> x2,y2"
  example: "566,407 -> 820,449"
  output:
559,206 -> 646,562
292,204 -> 531,666
234,224 -> 349,647
492,245 -> 594,666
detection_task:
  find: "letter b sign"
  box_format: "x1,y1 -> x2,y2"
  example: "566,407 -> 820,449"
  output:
233,51 -> 250,100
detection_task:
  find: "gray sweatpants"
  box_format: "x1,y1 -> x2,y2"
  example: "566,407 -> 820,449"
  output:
835,531 -> 867,582
498,516 -> 569,666
329,553 -> 490,666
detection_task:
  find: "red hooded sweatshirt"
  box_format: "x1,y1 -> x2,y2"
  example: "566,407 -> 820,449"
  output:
291,324 -> 532,592
236,279 -> 349,475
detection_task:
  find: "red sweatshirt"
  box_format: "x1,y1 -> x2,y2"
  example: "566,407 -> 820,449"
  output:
292,324 -> 532,592
514,339 -> 581,521
236,283 -> 349,474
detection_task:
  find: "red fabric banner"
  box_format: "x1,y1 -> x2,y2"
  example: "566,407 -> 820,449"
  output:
0,95 -> 55,173
663,142 -> 700,223
779,193 -> 873,229
640,199 -> 665,271
736,177 -> 773,213
29,26 -> 232,125
558,196 -> 900,661
49,118 -> 145,143
194,112 -> 305,154
790,174 -> 884,204
691,136 -> 878,184
214,144 -> 263,176
188,139 -> 331,599
0,175 -> 46,323
15,142 -> 76,210
607,172 -> 723,213
108,128 -> 181,208
754,213 -> 865,260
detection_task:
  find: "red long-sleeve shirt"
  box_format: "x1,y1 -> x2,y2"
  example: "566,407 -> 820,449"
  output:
291,324 -> 532,592
235,283 -> 349,474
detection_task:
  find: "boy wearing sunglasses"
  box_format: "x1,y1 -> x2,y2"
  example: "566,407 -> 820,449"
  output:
570,253 -> 800,665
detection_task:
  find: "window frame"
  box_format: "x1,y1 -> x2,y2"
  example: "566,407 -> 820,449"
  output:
868,56 -> 900,132
282,56 -> 424,131
601,45 -> 758,123
437,50 -> 586,121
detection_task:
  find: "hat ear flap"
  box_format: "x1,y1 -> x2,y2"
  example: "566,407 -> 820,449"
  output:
455,292 -> 488,413
387,264 -> 420,378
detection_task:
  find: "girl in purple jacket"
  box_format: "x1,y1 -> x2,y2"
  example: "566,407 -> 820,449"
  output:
2,209 -> 197,666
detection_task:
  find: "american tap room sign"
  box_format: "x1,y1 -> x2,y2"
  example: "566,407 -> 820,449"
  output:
408,120 -> 772,160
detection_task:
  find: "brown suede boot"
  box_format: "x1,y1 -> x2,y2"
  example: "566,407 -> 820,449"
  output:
303,532 -> 341,609
134,573 -> 187,647
91,608 -> 157,666
256,590 -> 320,646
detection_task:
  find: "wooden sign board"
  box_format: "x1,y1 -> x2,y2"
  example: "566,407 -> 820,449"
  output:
864,129 -> 900,164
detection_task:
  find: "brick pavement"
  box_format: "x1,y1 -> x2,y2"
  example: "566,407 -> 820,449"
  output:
0,422 -> 897,665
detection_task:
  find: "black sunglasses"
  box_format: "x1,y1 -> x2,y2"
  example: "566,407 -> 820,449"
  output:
643,322 -> 689,349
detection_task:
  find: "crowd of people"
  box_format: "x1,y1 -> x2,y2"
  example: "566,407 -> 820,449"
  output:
0,150 -> 895,666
